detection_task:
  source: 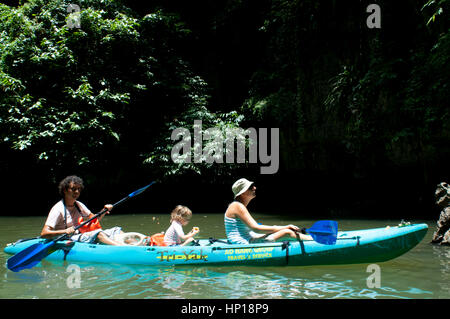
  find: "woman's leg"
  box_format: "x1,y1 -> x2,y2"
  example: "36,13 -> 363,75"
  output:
270,229 -> 312,241
97,231 -> 123,246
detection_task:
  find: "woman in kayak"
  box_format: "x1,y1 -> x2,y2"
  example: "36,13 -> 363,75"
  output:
224,178 -> 312,244
40,175 -> 124,245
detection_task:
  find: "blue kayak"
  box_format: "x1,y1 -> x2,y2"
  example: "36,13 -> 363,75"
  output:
4,223 -> 428,267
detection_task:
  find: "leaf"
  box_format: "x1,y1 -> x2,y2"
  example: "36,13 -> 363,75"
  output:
110,131 -> 120,141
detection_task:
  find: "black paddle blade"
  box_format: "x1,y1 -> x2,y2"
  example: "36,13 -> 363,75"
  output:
7,241 -> 55,272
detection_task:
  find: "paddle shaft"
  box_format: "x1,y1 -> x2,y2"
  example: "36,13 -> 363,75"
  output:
52,197 -> 125,242
53,182 -> 155,242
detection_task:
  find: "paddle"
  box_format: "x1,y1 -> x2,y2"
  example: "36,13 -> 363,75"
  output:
297,220 -> 339,245
7,181 -> 156,272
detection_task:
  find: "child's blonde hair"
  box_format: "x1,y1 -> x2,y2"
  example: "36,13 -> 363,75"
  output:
170,205 -> 192,223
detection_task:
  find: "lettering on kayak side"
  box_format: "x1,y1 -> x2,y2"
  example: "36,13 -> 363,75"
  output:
224,247 -> 274,261
156,249 -> 208,262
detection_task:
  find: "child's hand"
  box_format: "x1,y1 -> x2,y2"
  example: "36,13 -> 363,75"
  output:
191,227 -> 200,236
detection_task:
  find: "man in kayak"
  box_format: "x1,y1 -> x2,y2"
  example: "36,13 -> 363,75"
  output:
224,178 -> 312,244
431,182 -> 450,245
40,175 -> 124,245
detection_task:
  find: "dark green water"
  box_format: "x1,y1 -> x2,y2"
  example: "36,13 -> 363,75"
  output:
1,214 -> 449,299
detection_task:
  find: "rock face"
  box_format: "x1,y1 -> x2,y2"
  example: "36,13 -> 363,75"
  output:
431,182 -> 450,245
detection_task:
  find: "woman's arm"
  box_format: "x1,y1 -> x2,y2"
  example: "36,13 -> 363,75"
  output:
98,204 -> 113,221
231,202 -> 299,233
40,225 -> 74,238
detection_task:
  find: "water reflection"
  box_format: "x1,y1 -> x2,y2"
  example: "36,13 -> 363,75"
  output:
431,245 -> 450,296
1,258 -> 438,299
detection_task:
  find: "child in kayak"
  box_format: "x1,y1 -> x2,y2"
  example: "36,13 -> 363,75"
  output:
164,205 -> 200,246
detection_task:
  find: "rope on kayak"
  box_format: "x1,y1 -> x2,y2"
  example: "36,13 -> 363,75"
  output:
208,237 -> 229,245
337,236 -> 361,246
53,241 -> 75,261
281,241 -> 290,264
294,232 -> 306,255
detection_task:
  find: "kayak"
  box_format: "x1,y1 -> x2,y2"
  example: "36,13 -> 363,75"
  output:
4,223 -> 428,267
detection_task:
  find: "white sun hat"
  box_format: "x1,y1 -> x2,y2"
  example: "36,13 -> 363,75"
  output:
232,178 -> 254,198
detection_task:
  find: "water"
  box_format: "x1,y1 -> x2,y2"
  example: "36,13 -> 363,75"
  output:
0,213 -> 449,299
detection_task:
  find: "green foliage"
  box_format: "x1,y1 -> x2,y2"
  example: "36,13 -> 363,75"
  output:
422,0 -> 449,26
0,1 -> 127,167
242,0 -> 449,174
1,0 -> 448,186
0,0 -> 211,173
144,99 -> 247,179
